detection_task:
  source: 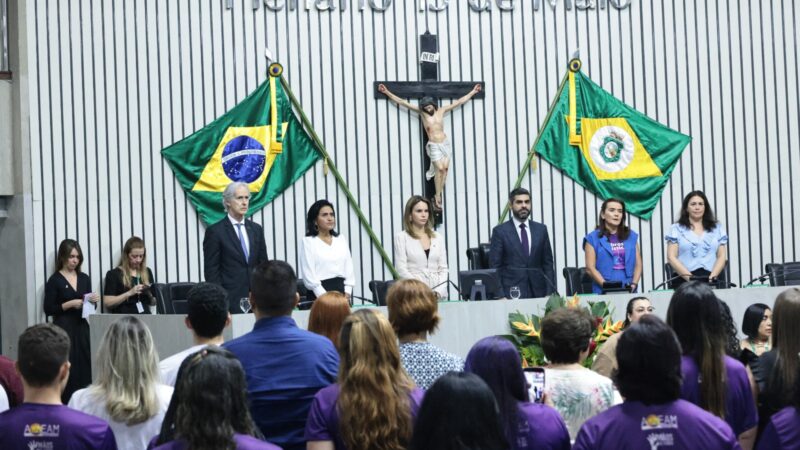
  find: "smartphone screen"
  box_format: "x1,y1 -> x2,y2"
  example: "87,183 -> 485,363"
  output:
523,368 -> 545,403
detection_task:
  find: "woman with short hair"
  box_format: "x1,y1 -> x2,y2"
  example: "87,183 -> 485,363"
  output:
667,282 -> 757,450
305,309 -> 424,450
410,372 -> 508,450
307,291 -> 351,350
103,236 -> 156,314
574,316 -> 741,449
739,303 -> 772,359
465,336 -> 569,450
69,316 -> 173,450
150,346 -> 279,449
387,279 -> 463,389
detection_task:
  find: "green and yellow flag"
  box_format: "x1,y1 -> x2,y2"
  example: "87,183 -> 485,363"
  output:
535,60 -> 691,219
162,73 -> 320,225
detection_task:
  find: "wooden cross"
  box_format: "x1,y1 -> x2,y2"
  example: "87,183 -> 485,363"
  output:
375,31 -> 485,225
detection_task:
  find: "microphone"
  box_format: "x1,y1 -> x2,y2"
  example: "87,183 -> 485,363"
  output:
349,293 -> 373,306
506,266 -> 559,297
431,278 -> 464,299
651,273 -> 686,291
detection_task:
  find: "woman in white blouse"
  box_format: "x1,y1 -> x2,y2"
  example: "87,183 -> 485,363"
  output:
394,196 -> 449,298
299,200 -> 355,305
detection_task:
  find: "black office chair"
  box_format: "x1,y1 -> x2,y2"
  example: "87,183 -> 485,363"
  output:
152,282 -> 169,314
766,262 -> 800,286
297,280 -> 309,304
368,280 -> 396,306
664,262 -> 732,289
166,282 -> 196,314
562,267 -> 593,296
466,243 -> 492,270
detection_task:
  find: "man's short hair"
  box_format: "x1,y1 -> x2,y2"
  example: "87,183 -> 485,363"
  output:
250,260 -> 297,315
508,187 -> 531,202
386,279 -> 440,337
614,315 -> 682,404
540,308 -> 593,364
187,283 -> 229,338
17,324 -> 70,387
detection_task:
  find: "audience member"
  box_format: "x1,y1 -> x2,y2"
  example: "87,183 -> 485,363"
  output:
387,279 -> 463,389
739,303 -> 772,365
306,309 -> 424,450
755,364 -> 800,450
756,288 -> 800,432
0,324 -> 116,449
150,347 -> 279,450
43,238 -> 100,402
103,236 -> 156,314
0,354 -> 24,408
720,300 -> 744,358
573,316 -> 741,450
69,316 -> 173,450
224,260 -> 339,450
410,372 -> 508,450
591,296 -> 653,377
667,282 -> 757,449
299,199 -> 355,305
159,283 -> 231,386
465,336 -> 570,450
307,291 -> 351,350
394,195 -> 449,298
0,386 -> 8,413
539,307 -> 619,440
583,198 -> 642,293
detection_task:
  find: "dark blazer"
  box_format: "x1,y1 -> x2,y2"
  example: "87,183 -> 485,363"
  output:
203,216 -> 269,313
489,219 -> 556,298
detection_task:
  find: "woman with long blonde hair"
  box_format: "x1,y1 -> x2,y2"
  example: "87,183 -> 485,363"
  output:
103,236 -> 156,314
69,316 -> 173,450
305,309 -> 424,450
394,195 -> 449,298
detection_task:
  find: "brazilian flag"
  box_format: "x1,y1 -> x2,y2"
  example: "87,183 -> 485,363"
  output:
535,60 -> 691,219
162,73 -> 320,225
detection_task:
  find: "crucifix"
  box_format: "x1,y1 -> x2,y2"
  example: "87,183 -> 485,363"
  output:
375,31 -> 484,225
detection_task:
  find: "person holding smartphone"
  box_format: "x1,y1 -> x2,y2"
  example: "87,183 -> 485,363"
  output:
465,336 -> 570,450
103,236 -> 155,314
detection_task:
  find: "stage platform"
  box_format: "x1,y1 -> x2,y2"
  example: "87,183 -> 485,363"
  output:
89,285 -> 785,373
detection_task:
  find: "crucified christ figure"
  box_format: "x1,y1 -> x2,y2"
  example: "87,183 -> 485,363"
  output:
378,83 -> 482,210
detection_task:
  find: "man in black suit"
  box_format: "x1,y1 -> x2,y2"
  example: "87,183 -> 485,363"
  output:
203,182 -> 269,313
489,187 -> 557,298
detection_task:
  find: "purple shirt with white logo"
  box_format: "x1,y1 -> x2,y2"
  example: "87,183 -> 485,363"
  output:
150,433 -> 281,450
755,406 -> 800,450
680,355 -> 758,436
573,399 -> 741,450
513,402 -> 570,450
0,403 -> 117,449
305,384 -> 424,450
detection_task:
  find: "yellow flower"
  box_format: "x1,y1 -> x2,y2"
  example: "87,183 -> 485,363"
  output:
566,295 -> 580,308
511,320 -> 540,337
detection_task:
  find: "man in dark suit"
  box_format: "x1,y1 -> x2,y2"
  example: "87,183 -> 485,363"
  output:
203,182 -> 269,313
489,187 -> 557,298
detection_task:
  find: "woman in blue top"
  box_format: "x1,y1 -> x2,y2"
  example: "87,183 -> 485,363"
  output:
665,191 -> 728,289
584,198 -> 642,294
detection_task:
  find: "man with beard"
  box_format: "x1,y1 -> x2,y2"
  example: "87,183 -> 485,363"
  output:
489,188 -> 557,298
378,83 -> 481,210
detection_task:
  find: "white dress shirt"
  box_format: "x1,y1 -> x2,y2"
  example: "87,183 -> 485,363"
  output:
299,235 -> 356,297
394,230 -> 449,298
512,216 -> 532,254
228,214 -> 250,256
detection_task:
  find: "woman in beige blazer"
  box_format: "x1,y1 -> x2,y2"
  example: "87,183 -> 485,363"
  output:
394,196 -> 449,298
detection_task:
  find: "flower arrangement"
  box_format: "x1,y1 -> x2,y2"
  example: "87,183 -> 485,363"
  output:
506,293 -> 624,368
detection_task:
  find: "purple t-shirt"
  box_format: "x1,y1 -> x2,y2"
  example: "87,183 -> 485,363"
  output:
573,400 -> 741,450
305,384 -> 424,450
0,403 -> 117,449
609,234 -> 626,270
680,355 -> 758,436
755,406 -> 800,450
151,433 -> 281,450
514,402 -> 570,450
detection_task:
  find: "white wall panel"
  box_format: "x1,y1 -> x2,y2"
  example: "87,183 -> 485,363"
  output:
24,0 -> 800,317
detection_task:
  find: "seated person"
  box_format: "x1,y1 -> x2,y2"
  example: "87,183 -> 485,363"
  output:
573,316 -> 740,449
387,279 -> 463,389
465,336 -> 570,450
0,354 -> 24,408
70,316 -> 173,450
539,307 -> 620,440
739,303 -> 772,364
307,291 -> 351,350
410,372 -> 508,450
305,309 -> 425,450
224,261 -> 339,450
159,283 -> 231,386
756,365 -> 800,450
0,324 -> 117,449
149,347 -> 280,450
591,297 -> 653,378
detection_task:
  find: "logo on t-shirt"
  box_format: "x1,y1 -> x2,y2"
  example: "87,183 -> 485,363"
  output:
646,432 -> 674,449
640,414 -> 678,430
23,423 -> 60,437
28,441 -> 54,450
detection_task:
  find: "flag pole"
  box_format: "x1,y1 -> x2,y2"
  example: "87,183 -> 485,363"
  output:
268,62 -> 400,279
498,70 -> 570,225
